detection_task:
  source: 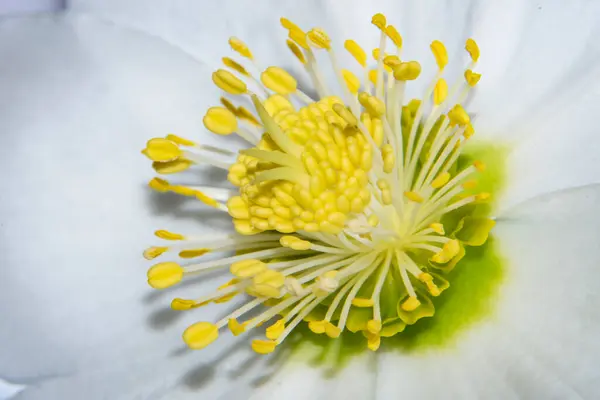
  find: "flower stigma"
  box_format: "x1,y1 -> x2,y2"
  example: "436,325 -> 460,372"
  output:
143,14 -> 497,355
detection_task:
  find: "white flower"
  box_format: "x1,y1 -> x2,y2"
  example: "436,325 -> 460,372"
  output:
1,1 -> 600,399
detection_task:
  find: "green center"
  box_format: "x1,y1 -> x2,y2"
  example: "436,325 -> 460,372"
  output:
285,140 -> 509,369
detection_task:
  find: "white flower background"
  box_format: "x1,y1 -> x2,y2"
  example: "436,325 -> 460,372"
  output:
1,0 -> 600,398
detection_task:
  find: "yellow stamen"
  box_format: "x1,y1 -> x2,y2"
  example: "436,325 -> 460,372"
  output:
228,318 -> 246,336
183,322 -> 219,349
261,66 -> 297,95
222,57 -> 249,76
142,138 -> 181,162
228,37 -> 253,60
265,319 -> 285,340
280,235 -> 312,250
433,78 -> 448,106
430,223 -> 445,235
473,160 -> 486,172
307,28 -> 331,50
143,246 -> 168,260
165,134 -> 195,147
341,69 -> 361,94
152,159 -> 193,175
155,230 -> 185,240
393,61 -> 421,81
465,38 -> 480,62
448,104 -> 470,126
203,107 -> 238,135
430,40 -> 448,70
230,259 -> 267,278
401,296 -> 421,311
344,39 -> 367,67
462,179 -> 478,189
404,191 -> 424,203
251,339 -> 277,354
431,239 -> 460,263
371,13 -> 387,30
212,69 -> 247,95
367,319 -> 382,335
179,249 -> 210,259
286,39 -> 306,64
147,262 -> 183,289
431,171 -> 451,189
385,25 -> 402,48
464,69 -> 481,87
171,298 -> 204,311
352,297 -> 374,307
464,123 -> 475,139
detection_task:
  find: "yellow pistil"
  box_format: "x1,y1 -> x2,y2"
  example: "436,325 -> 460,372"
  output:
143,12 -> 497,356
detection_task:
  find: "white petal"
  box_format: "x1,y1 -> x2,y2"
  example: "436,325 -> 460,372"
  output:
0,14 -> 238,387
494,70 -> 600,212
472,0 -> 600,137
376,184 -> 600,399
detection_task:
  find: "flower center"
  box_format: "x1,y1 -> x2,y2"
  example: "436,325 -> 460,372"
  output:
142,13 -> 497,355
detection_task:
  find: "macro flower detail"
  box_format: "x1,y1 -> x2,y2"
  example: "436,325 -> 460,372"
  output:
143,13 -> 499,355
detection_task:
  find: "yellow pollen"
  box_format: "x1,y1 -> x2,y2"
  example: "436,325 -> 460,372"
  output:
431,171 -> 451,189
367,319 -> 382,335
178,249 -> 210,259
401,296 -> 421,312
228,318 -> 246,336
465,38 -> 480,62
252,339 -> 277,354
464,123 -> 475,139
183,322 -> 219,350
143,246 -> 168,260
230,259 -> 267,278
344,39 -> 367,67
308,320 -> 326,334
280,235 -> 312,250
464,69 -> 482,87
431,239 -> 460,263
212,69 -> 247,95
473,160 -> 486,172
404,191 -> 424,203
433,78 -> 448,105
222,57 -> 249,76
261,66 -> 297,95
371,13 -> 387,30
154,229 -> 185,240
383,55 -> 401,69
448,104 -> 470,126
393,61 -> 421,81
462,179 -> 478,189
228,37 -> 253,60
341,69 -> 361,94
152,159 -> 193,175
352,297 -> 375,307
333,103 -> 358,126
358,92 -> 385,117
476,192 -> 491,202
265,319 -> 285,340
286,39 -> 306,64
165,134 -> 195,147
147,262 -> 184,289
142,138 -> 181,162
430,40 -> 448,70
430,223 -> 445,235
385,25 -> 402,48
171,298 -> 204,311
307,28 -> 331,50
254,269 -> 285,288
325,322 -> 341,338
203,107 -> 238,135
